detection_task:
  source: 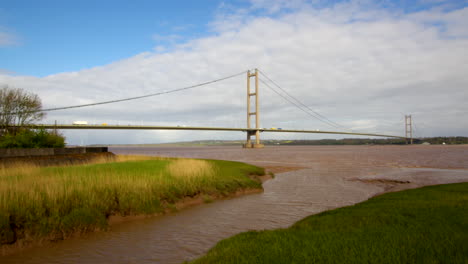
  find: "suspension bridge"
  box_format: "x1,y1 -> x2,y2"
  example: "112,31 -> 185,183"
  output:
14,68 -> 411,147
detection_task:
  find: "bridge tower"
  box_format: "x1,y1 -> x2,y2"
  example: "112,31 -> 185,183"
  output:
244,69 -> 264,148
405,115 -> 413,144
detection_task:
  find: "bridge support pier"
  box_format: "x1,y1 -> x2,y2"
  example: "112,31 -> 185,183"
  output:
405,115 -> 413,145
243,130 -> 264,148
243,69 -> 264,149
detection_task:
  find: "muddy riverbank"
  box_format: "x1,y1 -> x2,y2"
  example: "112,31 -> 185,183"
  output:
1,186 -> 265,257
1,145 -> 467,264
0,157 -> 266,256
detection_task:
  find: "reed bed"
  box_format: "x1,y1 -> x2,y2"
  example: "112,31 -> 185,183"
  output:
0,157 -> 264,246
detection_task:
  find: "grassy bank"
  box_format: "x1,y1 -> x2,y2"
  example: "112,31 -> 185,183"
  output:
0,156 -> 264,247
191,182 -> 468,264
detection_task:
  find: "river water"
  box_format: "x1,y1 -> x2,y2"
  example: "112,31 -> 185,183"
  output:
2,145 -> 468,264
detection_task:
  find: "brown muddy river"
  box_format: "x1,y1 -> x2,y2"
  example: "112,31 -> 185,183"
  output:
2,145 -> 468,264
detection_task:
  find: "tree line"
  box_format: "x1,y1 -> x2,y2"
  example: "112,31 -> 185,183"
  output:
0,85 -> 65,148
265,137 -> 468,145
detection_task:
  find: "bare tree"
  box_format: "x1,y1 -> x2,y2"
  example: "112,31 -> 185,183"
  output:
0,85 -> 45,135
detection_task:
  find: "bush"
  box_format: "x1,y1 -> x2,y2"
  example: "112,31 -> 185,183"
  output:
0,129 -> 65,148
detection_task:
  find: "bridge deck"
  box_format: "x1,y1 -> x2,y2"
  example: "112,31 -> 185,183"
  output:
25,124 -> 405,139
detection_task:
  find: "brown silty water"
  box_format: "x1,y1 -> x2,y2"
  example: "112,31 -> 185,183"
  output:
2,145 -> 468,264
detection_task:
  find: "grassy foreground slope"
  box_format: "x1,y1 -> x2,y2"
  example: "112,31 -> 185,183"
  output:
0,157 -> 264,245
191,182 -> 468,264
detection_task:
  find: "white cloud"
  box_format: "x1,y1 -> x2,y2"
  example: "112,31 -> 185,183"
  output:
152,33 -> 183,43
1,1 -> 467,144
249,0 -> 311,14
0,30 -> 17,46
0,68 -> 16,75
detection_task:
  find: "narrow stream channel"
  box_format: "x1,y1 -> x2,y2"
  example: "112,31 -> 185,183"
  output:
2,146 -> 468,264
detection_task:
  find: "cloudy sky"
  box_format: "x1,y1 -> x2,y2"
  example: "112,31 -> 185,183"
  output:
1,0 -> 467,145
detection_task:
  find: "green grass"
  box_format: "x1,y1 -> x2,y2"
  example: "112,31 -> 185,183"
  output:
190,182 -> 468,264
0,157 -> 264,245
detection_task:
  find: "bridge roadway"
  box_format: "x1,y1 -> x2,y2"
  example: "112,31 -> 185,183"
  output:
28,124 -> 406,139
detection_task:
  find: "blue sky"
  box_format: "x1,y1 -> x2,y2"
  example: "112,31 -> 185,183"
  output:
0,0 -> 237,76
1,0 -> 466,77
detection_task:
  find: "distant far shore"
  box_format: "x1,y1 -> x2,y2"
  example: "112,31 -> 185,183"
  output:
92,136 -> 468,147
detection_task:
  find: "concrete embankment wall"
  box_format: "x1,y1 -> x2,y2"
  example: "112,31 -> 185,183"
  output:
0,147 -> 108,158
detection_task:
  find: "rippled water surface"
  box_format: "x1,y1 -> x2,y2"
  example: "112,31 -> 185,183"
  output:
2,145 -> 468,264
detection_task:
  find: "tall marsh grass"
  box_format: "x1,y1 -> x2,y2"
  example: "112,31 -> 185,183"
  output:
0,157 -> 264,246
166,159 -> 217,178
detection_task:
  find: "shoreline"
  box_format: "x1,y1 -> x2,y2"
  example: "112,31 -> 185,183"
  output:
0,168 -> 272,257
108,187 -> 265,226
3,145 -> 467,263
190,182 -> 468,263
